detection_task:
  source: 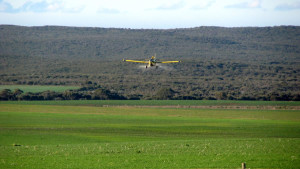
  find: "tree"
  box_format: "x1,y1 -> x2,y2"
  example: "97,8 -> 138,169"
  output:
41,90 -> 59,100
19,92 -> 43,100
13,88 -> 23,96
0,89 -> 12,100
92,88 -> 109,100
155,88 -> 175,100
292,94 -> 300,101
63,90 -> 81,100
216,92 -> 227,100
12,88 -> 24,100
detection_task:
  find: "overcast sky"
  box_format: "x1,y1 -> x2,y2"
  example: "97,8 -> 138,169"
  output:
1,0 -> 300,29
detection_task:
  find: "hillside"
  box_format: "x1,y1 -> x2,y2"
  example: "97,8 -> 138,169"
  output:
0,25 -> 300,100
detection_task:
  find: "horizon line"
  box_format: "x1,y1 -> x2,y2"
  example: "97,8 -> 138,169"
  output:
1,24 -> 299,30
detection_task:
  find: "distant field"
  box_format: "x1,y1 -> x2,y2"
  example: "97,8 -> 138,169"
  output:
0,85 -> 80,93
1,100 -> 300,107
0,103 -> 299,168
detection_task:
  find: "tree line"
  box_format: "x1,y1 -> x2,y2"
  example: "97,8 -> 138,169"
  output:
0,84 -> 126,101
1,85 -> 299,101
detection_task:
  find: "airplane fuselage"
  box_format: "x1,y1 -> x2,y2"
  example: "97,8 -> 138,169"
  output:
146,59 -> 157,68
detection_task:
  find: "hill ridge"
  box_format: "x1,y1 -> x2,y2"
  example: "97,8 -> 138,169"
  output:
0,25 -> 299,100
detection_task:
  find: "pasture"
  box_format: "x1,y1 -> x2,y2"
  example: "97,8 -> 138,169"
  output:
0,85 -> 80,93
1,100 -> 300,107
0,101 -> 299,168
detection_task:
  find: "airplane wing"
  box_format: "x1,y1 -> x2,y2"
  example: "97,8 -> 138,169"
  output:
123,59 -> 148,63
157,61 -> 181,63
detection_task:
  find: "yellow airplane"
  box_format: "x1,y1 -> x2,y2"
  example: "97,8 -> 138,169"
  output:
123,55 -> 181,69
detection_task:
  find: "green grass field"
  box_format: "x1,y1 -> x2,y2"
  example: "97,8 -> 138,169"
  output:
0,85 -> 80,93
0,101 -> 299,168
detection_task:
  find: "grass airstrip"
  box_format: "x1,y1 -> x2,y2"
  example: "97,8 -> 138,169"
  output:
0,100 -> 299,168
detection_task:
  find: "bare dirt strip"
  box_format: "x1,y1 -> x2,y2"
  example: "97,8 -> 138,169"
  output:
102,105 -> 300,110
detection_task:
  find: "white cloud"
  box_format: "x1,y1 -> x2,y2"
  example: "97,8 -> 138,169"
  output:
0,1 -> 10,11
3,0 -> 31,9
226,0 -> 262,9
0,0 -> 85,13
156,1 -> 185,10
249,0 -> 261,8
275,1 -> 300,10
98,8 -> 120,14
46,2 -> 61,11
189,0 -> 215,10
